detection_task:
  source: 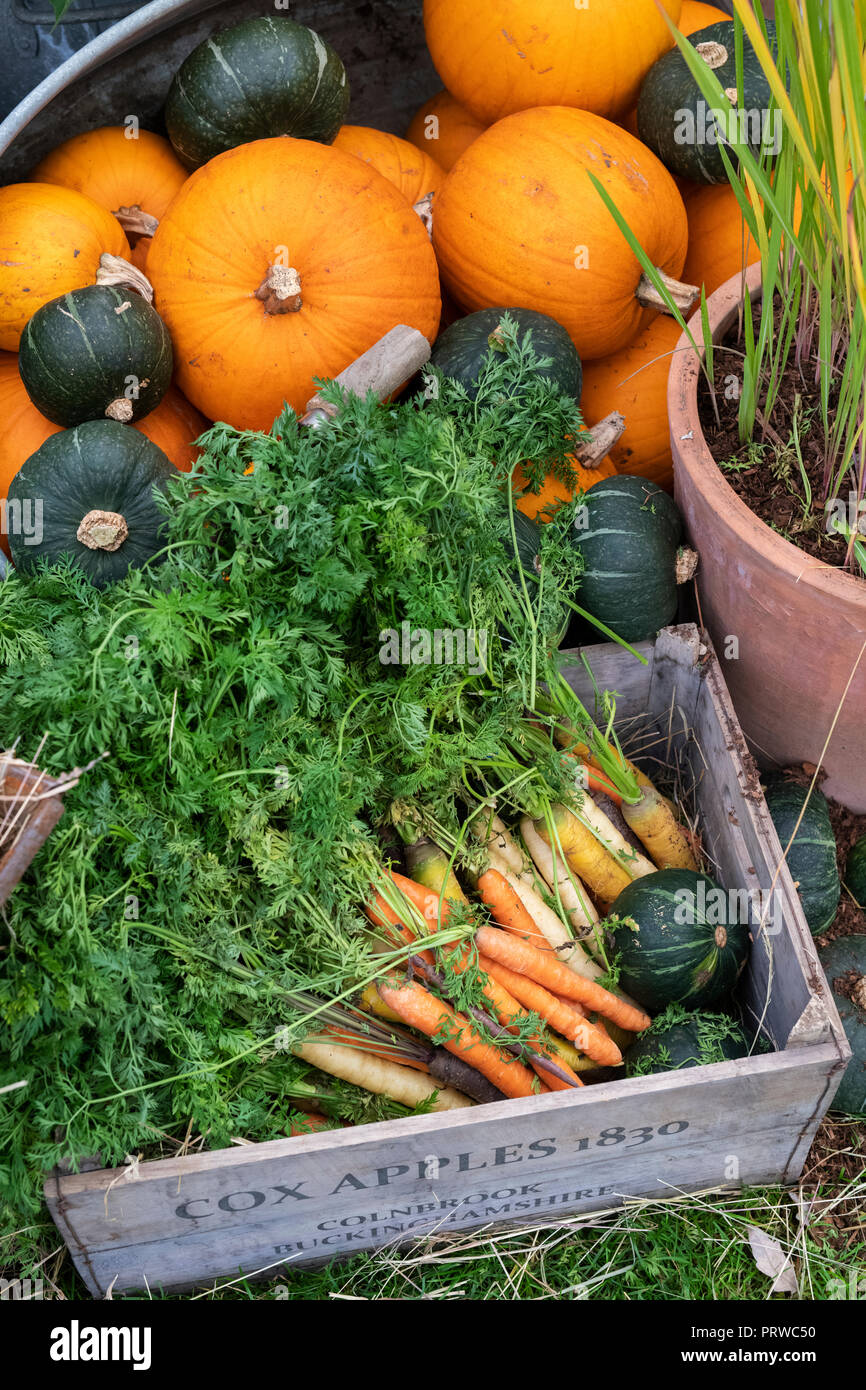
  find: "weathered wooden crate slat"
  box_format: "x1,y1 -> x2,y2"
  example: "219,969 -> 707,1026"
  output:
45,626 -> 851,1296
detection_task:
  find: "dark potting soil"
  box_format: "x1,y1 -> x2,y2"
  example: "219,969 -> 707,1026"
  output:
696,294 -> 858,569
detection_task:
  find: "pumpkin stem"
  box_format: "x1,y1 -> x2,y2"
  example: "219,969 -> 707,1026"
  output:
77,509 -> 129,552
255,265 -> 302,315
572,411 -> 626,467
695,40 -> 728,69
413,192 -> 434,237
105,397 -> 135,423
95,253 -> 155,305
635,270 -> 700,316
111,204 -> 159,239
676,547 -> 700,584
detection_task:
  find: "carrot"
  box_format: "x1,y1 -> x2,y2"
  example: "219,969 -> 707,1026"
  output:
565,753 -> 624,805
544,1030 -> 599,1074
364,890 -> 435,966
520,816 -> 602,950
477,867 -> 548,950
474,924 -> 652,1033
478,956 -> 623,1067
404,836 -> 468,906
572,793 -> 656,880
293,1039 -> 473,1110
357,981 -> 404,1024
287,1111 -> 335,1136
554,720 -> 655,792
320,1025 -> 432,1073
390,869 -> 453,925
377,976 -> 540,1100
493,862 -> 604,980
468,807 -> 527,875
620,785 -> 699,871
534,803 -> 632,907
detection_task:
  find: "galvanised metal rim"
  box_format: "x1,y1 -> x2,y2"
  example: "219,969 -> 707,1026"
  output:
0,0 -> 222,160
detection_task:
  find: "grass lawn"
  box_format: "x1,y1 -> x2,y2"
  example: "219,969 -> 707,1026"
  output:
3,1116 -> 864,1301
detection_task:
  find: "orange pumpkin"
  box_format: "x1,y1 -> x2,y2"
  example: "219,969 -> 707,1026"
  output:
423,0 -> 683,124
405,90 -> 488,173
333,125 -> 446,204
147,137 -> 441,431
0,353 -> 205,557
682,183 -> 760,299
0,351 -> 60,553
31,127 -> 187,250
0,183 -> 130,350
135,386 -> 209,473
579,315 -> 685,490
433,107 -> 690,363
678,1 -> 730,33
513,454 -> 618,522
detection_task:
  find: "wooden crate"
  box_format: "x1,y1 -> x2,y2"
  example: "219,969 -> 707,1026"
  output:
46,625 -> 850,1296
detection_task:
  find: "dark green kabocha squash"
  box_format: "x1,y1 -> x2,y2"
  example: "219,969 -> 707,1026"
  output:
818,935 -> 866,1115
570,474 -> 697,643
624,1003 -> 758,1078
165,16 -> 350,170
18,285 -> 173,428
763,778 -> 840,936
611,868 -> 750,1012
7,421 -> 175,587
637,20 -> 777,184
430,308 -> 582,401
845,836 -> 866,909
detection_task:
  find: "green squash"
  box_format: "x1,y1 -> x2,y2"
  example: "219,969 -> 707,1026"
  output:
637,20 -> 777,184
611,868 -> 750,1012
503,506 -> 542,578
570,474 -> 694,643
165,16 -> 350,170
818,934 -> 866,1115
845,836 -> 866,909
430,308 -> 582,402
624,1003 -> 758,1078
764,779 -> 840,936
7,421 -> 175,588
19,285 -> 173,428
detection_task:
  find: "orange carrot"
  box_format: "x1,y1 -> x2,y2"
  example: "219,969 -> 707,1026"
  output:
476,867 -> 548,950
320,1026 -> 431,1073
377,976 -> 540,1100
287,1111 -> 334,1137
455,959 -> 584,1090
364,892 -> 435,966
475,925 -> 651,1033
564,752 -> 624,806
479,956 -> 623,1067
390,870 -> 453,924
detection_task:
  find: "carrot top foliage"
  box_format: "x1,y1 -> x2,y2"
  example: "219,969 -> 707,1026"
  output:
0,320 -> 594,1215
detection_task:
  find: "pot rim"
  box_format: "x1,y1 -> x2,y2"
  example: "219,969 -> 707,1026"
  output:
0,0 -> 223,163
668,261 -> 866,603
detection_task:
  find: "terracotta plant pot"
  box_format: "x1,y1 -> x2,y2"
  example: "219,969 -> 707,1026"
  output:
669,263 -> 866,812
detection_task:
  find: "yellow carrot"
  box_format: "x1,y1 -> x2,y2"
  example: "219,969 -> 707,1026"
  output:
535,803 -> 632,908
620,786 -> 699,871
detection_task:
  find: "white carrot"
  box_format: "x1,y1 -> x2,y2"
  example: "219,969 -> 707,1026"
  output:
468,806 -> 527,875
520,816 -> 606,964
293,1040 -> 473,1111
